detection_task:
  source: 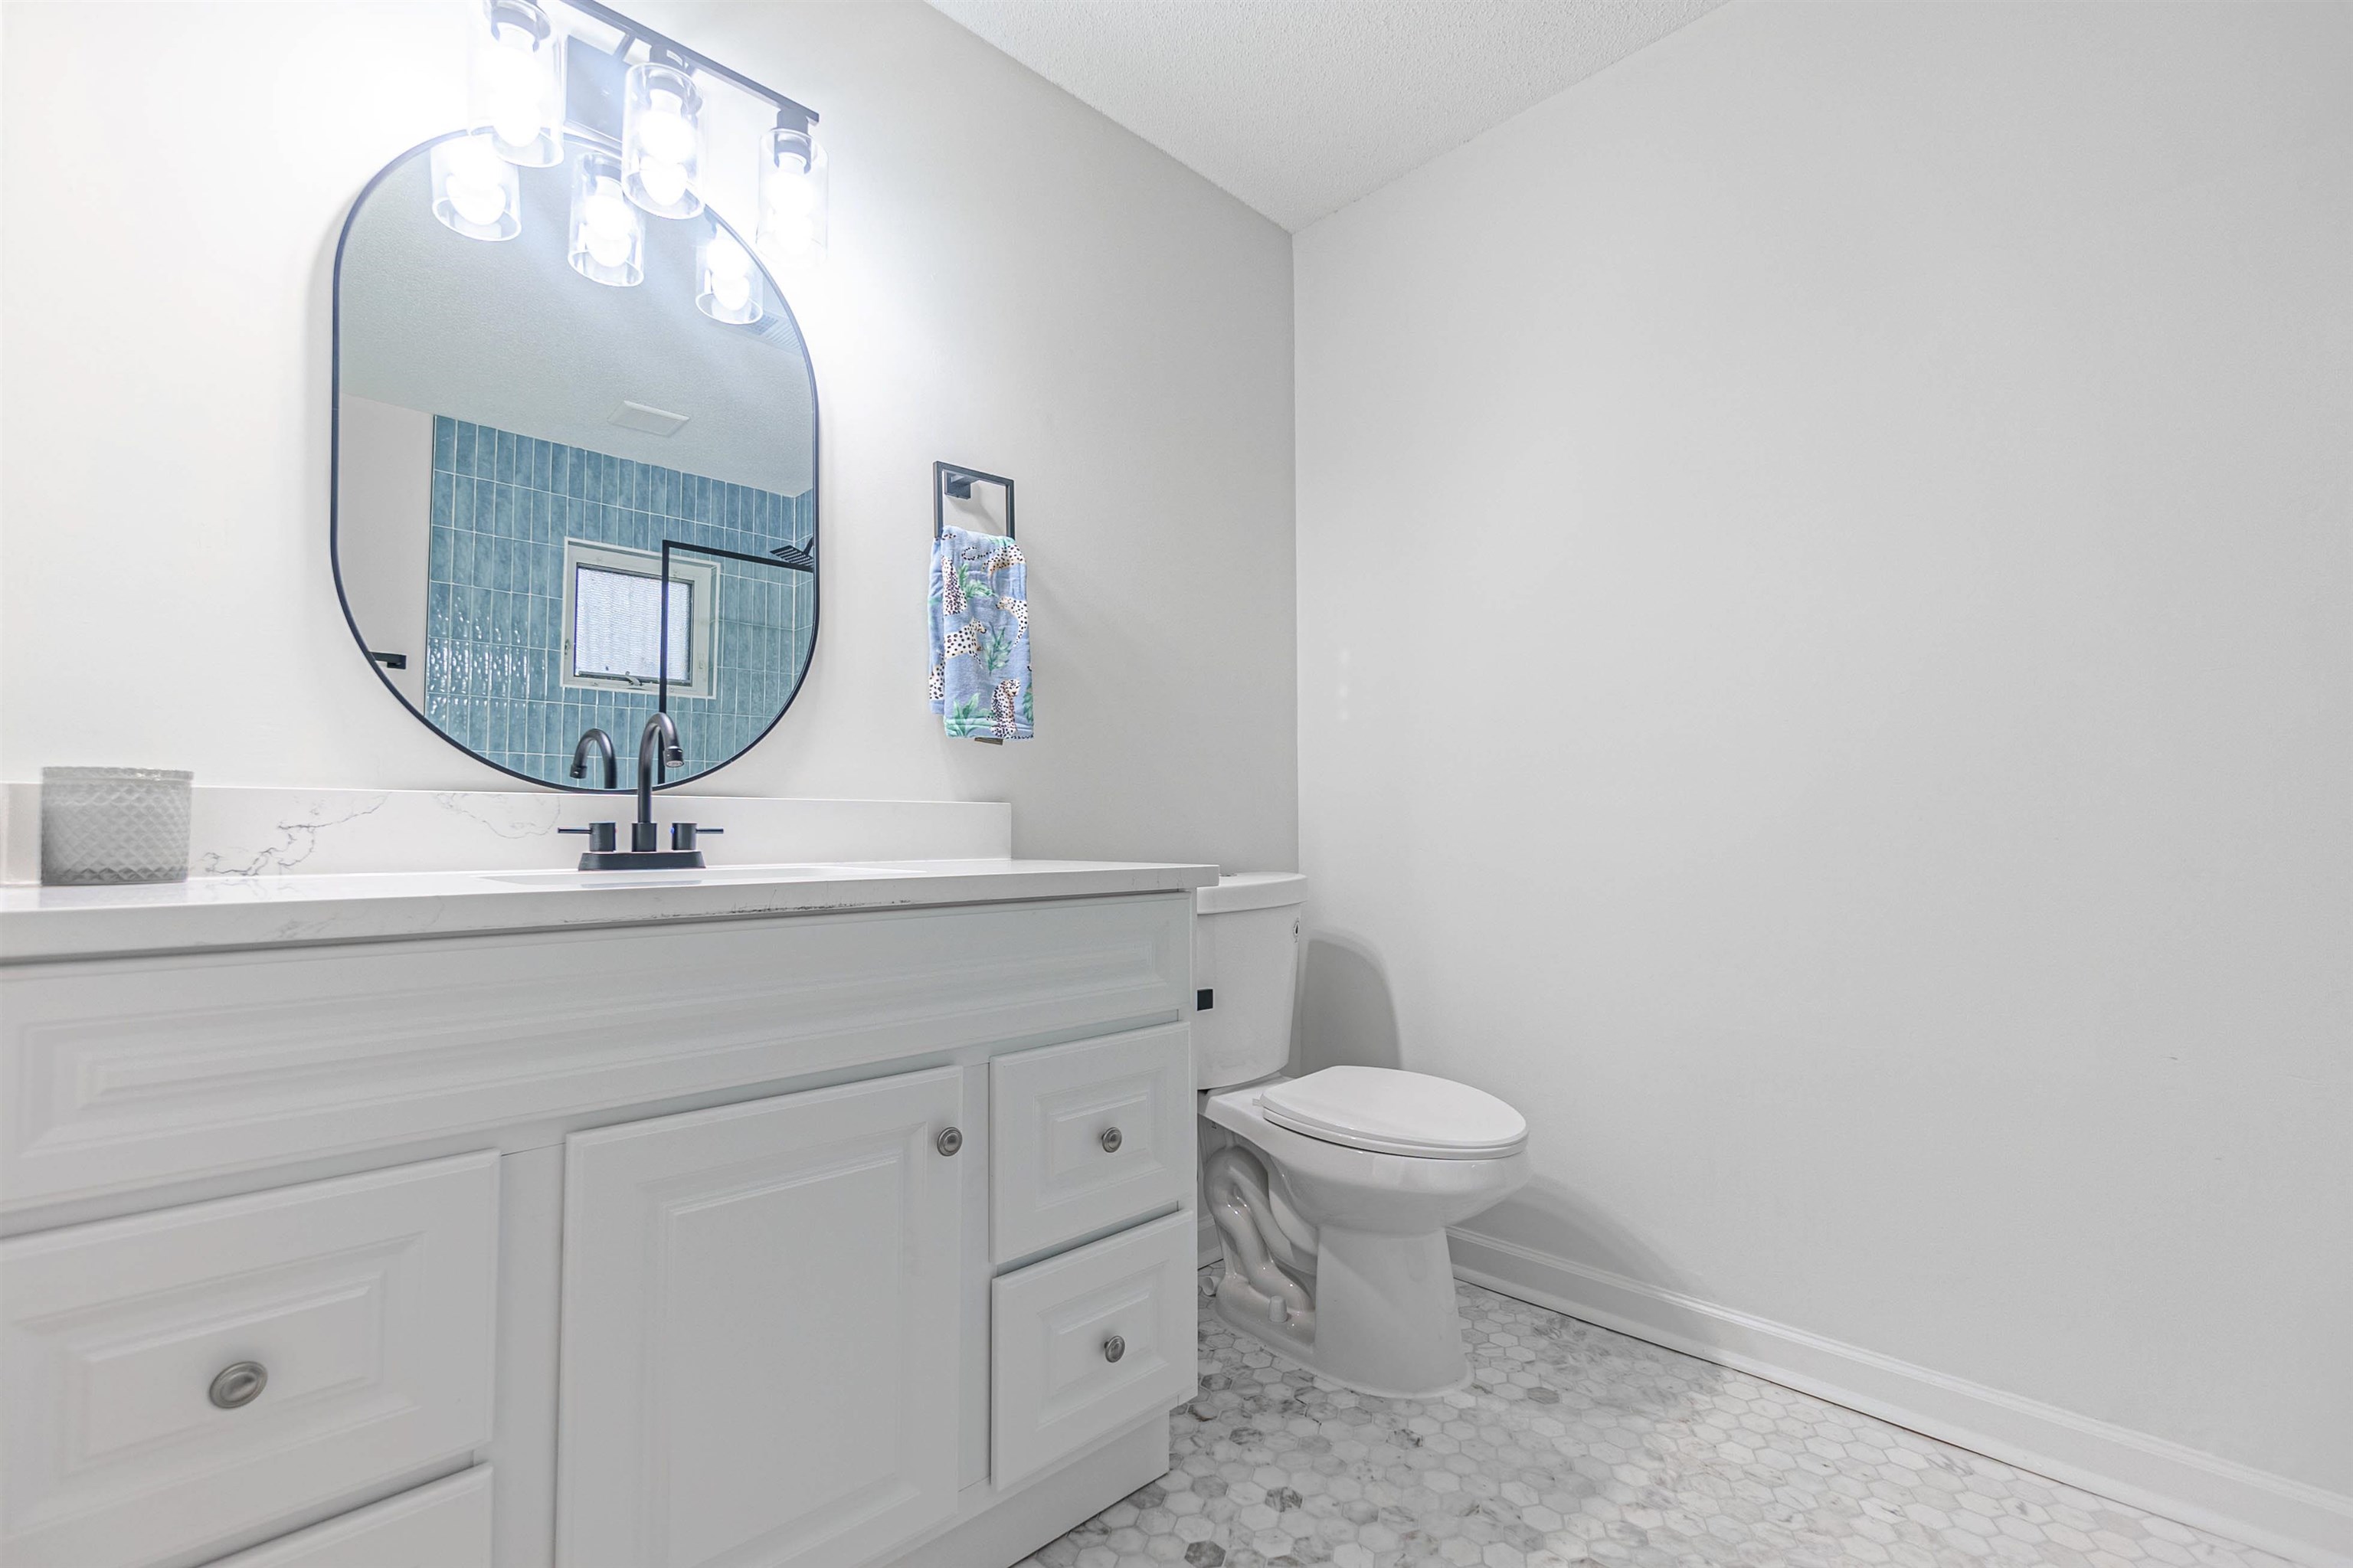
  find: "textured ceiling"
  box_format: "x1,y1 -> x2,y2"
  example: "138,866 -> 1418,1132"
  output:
928,0 -> 1728,231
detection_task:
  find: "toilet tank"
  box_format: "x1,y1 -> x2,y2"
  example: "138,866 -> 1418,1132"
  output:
1193,873 -> 1308,1090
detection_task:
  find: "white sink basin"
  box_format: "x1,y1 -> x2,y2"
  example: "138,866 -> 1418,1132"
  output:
488,863 -> 927,890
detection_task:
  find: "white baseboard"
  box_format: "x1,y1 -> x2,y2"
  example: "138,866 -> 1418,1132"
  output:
1447,1228 -> 2351,1568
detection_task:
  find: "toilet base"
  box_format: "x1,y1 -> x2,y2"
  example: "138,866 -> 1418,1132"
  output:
1213,1226 -> 1471,1399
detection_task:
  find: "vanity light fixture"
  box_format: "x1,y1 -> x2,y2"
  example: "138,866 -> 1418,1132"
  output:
758,112 -> 828,268
568,148 -> 643,285
622,56 -> 703,219
696,229 -> 763,324
431,0 -> 827,288
470,0 -> 566,167
565,0 -> 823,257
430,133 -> 522,241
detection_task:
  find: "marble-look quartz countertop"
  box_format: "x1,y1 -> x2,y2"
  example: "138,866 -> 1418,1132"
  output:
0,784 -> 1013,882
0,859 -> 1218,964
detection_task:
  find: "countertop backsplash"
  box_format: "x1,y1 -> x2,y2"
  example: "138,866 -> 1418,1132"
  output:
0,784 -> 1010,885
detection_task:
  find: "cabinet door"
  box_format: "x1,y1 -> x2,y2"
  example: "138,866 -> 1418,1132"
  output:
555,1067 -> 966,1568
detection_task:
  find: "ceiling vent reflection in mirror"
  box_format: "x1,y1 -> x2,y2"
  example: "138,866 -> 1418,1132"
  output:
610,400 -> 689,436
331,0 -> 824,792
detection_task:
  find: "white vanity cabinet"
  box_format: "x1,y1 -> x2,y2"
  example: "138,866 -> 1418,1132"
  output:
0,877 -> 1206,1568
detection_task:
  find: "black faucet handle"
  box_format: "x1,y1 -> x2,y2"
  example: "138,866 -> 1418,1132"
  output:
560,822 -> 620,853
670,822 -> 723,852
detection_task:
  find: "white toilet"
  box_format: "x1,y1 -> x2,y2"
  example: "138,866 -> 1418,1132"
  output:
1194,873 -> 1530,1398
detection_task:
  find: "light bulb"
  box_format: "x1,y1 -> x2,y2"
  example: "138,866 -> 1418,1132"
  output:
449,171 -> 509,227
761,218 -> 810,264
758,119 -> 827,267
430,133 -> 521,241
622,61 -> 703,219
637,93 -> 695,162
584,182 -> 633,266
696,228 -> 764,324
467,0 -> 563,167
483,41 -> 541,148
767,179 -> 815,220
637,158 -> 689,210
568,149 -> 642,285
707,231 -> 751,273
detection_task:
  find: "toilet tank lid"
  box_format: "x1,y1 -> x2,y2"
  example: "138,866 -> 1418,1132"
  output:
1196,872 -> 1307,915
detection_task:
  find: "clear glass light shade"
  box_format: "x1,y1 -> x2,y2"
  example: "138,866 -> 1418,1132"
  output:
758,123 -> 828,267
695,229 -> 764,325
431,133 -> 522,241
622,61 -> 703,220
469,0 -> 565,167
568,150 -> 643,286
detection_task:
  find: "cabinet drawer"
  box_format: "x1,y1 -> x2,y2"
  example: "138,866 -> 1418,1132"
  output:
201,1467 -> 492,1568
2,1153 -> 499,1568
990,1210 -> 1197,1490
990,1023 -> 1193,1264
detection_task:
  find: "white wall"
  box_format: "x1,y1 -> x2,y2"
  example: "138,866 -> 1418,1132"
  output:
1295,0 -> 2351,1550
0,1 -> 1296,871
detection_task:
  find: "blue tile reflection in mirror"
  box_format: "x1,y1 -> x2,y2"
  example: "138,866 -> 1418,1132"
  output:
421,417 -> 803,779
333,133 -> 818,790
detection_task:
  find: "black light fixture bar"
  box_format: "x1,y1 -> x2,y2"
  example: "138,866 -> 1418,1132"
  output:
562,0 -> 817,129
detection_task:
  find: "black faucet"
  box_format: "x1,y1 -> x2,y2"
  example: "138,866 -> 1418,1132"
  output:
568,727 -> 617,791
631,712 -> 684,853
559,713 -> 719,869
565,706 -> 720,866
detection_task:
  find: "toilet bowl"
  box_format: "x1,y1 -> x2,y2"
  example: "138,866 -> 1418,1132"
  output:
1193,875 -> 1530,1398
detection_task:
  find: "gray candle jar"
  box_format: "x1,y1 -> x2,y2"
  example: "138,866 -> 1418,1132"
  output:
40,768 -> 194,885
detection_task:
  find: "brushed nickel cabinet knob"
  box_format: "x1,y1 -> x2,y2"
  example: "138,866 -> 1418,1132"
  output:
936,1126 -> 963,1157
1098,1127 -> 1123,1154
209,1360 -> 268,1410
1102,1335 -> 1125,1363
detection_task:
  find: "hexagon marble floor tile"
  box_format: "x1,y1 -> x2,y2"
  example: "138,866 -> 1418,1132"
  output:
1020,1275 -> 2289,1568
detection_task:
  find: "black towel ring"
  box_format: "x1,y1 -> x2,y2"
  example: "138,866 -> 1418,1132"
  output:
934,462 -> 1015,540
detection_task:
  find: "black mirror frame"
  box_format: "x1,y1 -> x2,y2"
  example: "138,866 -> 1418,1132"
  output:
328,129 -> 821,794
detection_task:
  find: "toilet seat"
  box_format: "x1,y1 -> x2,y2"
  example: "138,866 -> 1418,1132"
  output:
1256,1066 -> 1527,1160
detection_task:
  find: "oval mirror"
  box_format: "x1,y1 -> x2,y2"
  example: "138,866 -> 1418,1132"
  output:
332,133 -> 817,791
